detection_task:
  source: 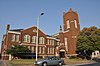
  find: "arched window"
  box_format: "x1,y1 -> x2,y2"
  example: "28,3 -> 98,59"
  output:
65,38 -> 68,51
74,20 -> 77,28
66,20 -> 70,29
24,35 -> 30,43
39,37 -> 44,44
32,36 -> 37,43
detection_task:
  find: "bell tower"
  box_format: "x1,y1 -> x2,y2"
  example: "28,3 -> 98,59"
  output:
63,8 -> 80,55
63,8 -> 80,32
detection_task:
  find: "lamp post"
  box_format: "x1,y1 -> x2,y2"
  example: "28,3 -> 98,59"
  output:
36,13 -> 44,61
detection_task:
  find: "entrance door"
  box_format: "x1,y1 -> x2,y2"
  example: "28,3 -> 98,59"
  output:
59,52 -> 65,58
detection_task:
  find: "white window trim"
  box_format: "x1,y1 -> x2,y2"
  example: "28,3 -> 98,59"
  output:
8,31 -> 21,34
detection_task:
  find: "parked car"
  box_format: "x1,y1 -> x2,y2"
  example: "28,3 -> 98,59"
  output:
34,56 -> 64,66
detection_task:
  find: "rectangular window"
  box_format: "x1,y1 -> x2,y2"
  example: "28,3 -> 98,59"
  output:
50,48 -> 54,54
42,47 -> 45,54
31,47 -> 34,53
47,39 -> 49,44
52,40 -> 54,45
16,35 -> 19,42
48,48 -> 49,54
53,48 -> 54,54
28,46 -> 30,50
39,47 -> 41,54
57,42 -> 59,45
12,34 -> 15,41
50,48 -> 52,54
50,40 -> 52,45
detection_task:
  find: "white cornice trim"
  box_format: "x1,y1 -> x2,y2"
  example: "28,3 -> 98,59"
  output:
52,33 -> 59,37
20,43 -> 45,46
8,31 -> 21,34
47,37 -> 60,41
47,37 -> 56,39
63,30 -> 69,33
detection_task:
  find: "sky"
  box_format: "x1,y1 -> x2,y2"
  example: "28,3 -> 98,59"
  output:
0,0 -> 100,50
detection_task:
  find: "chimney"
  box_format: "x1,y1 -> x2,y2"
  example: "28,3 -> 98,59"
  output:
6,24 -> 10,33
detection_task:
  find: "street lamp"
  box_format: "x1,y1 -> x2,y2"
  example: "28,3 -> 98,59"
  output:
36,13 -> 44,61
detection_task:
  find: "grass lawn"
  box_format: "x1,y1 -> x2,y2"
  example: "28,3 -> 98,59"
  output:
10,59 -> 35,65
63,58 -> 95,64
10,58 -> 95,66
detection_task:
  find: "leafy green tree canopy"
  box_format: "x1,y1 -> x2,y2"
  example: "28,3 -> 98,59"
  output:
76,26 -> 100,53
7,45 -> 31,57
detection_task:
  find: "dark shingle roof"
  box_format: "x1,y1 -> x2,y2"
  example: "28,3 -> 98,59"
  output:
9,29 -> 24,32
46,35 -> 52,37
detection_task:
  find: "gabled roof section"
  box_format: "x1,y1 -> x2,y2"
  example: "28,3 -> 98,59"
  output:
22,26 -> 46,35
22,26 -> 37,31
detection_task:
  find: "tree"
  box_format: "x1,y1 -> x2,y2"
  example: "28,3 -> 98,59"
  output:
7,45 -> 35,59
76,26 -> 100,57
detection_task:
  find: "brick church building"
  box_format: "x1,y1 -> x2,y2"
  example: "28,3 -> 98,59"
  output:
1,8 -> 80,60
